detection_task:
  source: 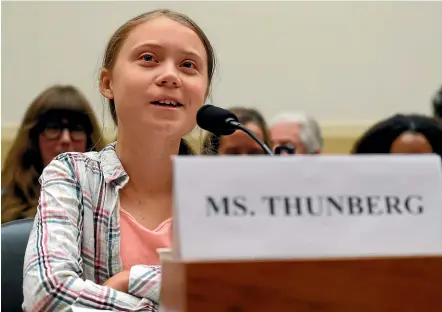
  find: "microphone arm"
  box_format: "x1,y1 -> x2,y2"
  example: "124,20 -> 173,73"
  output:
226,118 -> 274,156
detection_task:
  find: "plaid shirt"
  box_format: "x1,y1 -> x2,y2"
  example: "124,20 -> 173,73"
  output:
23,143 -> 160,311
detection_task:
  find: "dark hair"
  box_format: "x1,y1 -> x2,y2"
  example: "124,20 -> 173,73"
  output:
351,114 -> 442,156
101,9 -> 217,155
201,107 -> 272,154
432,85 -> 442,119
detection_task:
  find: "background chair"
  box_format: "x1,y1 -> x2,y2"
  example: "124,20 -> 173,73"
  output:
1,218 -> 35,312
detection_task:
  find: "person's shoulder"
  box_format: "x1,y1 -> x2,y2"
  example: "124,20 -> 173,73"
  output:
56,142 -> 116,166
43,142 -> 122,185
45,147 -> 105,178
53,150 -> 102,173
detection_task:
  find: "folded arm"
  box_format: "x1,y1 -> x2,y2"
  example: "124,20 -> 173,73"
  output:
128,265 -> 162,302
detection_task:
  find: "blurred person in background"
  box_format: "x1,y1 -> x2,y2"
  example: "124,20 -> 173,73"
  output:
351,114 -> 442,157
202,107 -> 272,155
270,112 -> 323,154
432,84 -> 442,121
1,85 -> 105,223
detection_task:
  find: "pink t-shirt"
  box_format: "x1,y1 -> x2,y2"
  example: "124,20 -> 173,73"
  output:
119,208 -> 172,270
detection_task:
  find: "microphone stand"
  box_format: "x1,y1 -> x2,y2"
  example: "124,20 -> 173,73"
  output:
226,118 -> 275,156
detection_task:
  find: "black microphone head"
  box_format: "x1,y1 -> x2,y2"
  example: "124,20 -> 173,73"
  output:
197,105 -> 239,135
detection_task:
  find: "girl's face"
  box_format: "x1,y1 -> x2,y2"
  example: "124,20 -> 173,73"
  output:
100,17 -> 209,140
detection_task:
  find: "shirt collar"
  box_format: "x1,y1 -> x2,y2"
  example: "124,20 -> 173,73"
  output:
99,142 -> 129,187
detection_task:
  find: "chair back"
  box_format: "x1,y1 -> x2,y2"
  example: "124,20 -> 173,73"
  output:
1,218 -> 35,312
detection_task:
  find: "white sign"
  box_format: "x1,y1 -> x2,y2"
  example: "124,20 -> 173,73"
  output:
72,308 -> 112,312
172,155 -> 442,261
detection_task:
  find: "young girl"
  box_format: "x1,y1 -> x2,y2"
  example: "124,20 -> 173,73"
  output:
2,85 -> 104,223
23,9 -> 216,311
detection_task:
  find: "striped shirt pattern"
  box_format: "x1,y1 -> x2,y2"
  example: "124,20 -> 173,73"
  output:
23,143 -> 161,311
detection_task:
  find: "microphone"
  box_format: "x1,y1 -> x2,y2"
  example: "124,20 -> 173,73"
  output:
197,105 -> 274,155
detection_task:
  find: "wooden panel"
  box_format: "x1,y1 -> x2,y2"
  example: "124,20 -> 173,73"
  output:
322,136 -> 356,154
161,257 -> 442,312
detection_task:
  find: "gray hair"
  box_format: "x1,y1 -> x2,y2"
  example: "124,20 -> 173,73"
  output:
271,112 -> 323,153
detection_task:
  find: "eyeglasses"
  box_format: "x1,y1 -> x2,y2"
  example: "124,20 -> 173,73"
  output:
275,144 -> 296,155
41,124 -> 87,141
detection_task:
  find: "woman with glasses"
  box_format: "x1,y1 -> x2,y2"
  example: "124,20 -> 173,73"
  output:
1,85 -> 105,223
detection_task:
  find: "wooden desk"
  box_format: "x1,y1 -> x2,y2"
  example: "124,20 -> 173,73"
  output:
161,256 -> 442,312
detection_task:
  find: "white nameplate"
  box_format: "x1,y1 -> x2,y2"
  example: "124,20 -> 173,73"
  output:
172,155 -> 442,261
72,307 -> 113,312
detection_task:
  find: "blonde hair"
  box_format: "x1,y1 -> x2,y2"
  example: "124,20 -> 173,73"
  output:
1,85 -> 105,223
100,9 -> 217,154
